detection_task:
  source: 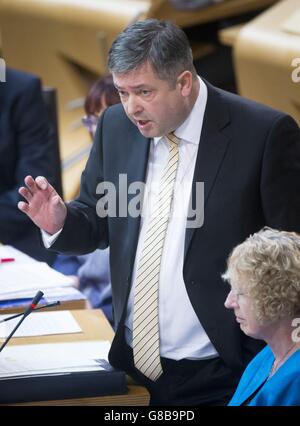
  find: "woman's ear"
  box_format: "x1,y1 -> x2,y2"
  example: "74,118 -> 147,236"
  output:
177,71 -> 193,97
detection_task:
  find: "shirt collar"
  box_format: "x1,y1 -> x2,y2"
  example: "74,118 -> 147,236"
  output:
153,76 -> 207,147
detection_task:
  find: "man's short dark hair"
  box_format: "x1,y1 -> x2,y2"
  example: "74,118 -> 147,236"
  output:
108,19 -> 197,85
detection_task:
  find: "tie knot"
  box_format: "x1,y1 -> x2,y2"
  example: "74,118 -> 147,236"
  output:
166,132 -> 180,147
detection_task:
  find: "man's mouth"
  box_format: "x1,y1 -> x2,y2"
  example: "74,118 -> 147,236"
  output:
137,119 -> 150,126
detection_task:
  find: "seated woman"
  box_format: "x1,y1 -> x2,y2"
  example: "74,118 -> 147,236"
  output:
223,227 -> 300,406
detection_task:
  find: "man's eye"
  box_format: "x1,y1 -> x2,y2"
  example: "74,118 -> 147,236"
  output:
142,90 -> 151,96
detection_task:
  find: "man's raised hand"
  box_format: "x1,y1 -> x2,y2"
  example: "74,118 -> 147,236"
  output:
18,175 -> 67,235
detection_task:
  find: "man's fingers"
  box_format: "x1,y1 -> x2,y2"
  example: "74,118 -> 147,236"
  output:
52,194 -> 62,206
24,175 -> 39,193
24,175 -> 50,193
24,175 -> 34,185
19,186 -> 33,203
35,176 -> 48,191
18,201 -> 29,213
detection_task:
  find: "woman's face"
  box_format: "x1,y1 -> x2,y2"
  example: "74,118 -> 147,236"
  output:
224,273 -> 268,339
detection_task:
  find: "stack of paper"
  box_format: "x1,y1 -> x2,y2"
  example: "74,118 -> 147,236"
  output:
0,340 -> 111,378
0,311 -> 82,338
0,340 -> 126,403
0,245 -> 85,307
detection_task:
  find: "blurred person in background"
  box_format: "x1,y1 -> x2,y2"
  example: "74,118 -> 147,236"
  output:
82,75 -> 120,140
53,75 -> 120,325
224,228 -> 300,406
0,67 -> 58,264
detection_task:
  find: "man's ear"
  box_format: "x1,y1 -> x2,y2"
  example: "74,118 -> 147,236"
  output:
177,71 -> 193,97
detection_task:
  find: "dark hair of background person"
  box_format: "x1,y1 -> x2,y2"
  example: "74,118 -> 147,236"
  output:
84,74 -> 120,116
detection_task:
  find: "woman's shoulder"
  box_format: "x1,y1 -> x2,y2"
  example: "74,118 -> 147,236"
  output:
237,346 -> 273,387
238,346 -> 273,385
247,345 -> 273,370
277,349 -> 300,378
254,349 -> 300,406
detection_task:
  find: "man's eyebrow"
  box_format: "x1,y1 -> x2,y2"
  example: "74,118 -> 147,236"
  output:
114,84 -> 151,90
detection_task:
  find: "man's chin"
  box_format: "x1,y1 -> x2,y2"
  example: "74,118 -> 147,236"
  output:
137,126 -> 160,138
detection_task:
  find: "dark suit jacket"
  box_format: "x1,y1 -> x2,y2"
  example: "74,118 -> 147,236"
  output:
0,68 -> 57,263
52,81 -> 300,375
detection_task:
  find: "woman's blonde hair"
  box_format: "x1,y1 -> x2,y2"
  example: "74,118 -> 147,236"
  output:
223,228 -> 300,324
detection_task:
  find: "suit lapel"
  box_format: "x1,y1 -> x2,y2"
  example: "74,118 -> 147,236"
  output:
123,128 -> 150,187
123,128 -> 151,276
184,83 -> 231,260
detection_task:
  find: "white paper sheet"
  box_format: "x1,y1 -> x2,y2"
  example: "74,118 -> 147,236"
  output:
0,311 -> 82,338
0,246 -> 84,309
0,286 -> 84,302
0,340 -> 111,378
0,262 -> 75,295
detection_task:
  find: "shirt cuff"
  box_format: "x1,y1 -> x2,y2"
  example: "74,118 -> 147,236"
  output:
41,228 -> 63,248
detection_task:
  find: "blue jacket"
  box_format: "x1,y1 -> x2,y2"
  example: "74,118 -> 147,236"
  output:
228,345 -> 300,406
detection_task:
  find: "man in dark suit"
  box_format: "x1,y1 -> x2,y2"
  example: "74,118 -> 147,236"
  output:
0,68 -> 57,264
18,20 -> 300,405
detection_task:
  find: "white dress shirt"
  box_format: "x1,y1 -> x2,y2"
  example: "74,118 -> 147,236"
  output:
43,77 -> 219,361
125,77 -> 218,360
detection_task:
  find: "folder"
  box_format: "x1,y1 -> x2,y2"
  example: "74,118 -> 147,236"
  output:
0,368 -> 127,403
0,342 -> 127,403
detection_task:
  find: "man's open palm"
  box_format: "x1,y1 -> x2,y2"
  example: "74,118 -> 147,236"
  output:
18,175 -> 67,235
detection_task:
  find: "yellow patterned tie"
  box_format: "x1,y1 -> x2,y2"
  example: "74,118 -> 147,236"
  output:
132,133 -> 180,381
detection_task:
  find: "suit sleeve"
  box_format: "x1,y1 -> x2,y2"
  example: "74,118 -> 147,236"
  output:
51,113 -> 109,255
261,114 -> 300,232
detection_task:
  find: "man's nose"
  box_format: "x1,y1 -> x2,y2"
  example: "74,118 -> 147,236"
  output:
126,95 -> 142,115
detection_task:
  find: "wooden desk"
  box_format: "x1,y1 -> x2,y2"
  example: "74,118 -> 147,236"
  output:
2,309 -> 150,406
0,295 -> 88,315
